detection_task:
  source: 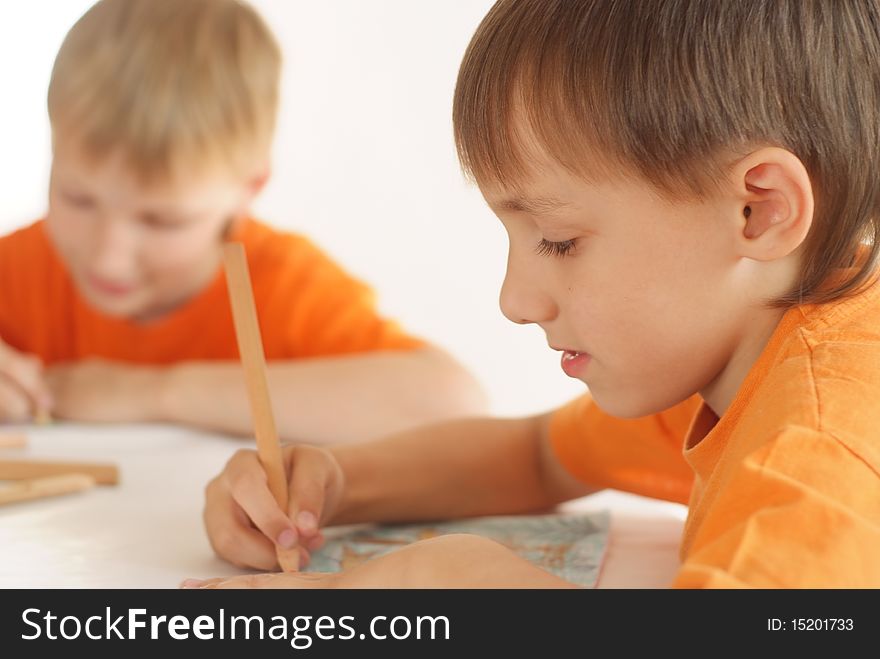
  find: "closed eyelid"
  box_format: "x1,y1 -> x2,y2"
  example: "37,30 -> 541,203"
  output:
535,238 -> 577,257
59,186 -> 90,197
140,212 -> 189,228
61,189 -> 96,205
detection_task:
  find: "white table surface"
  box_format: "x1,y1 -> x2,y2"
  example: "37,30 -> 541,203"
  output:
0,424 -> 686,589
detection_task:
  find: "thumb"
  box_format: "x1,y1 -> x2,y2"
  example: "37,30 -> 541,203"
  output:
286,447 -> 336,542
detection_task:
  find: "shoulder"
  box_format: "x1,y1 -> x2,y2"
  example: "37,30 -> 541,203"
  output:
793,279 -> 880,421
234,218 -> 324,265
0,219 -> 53,258
234,217 -> 366,287
747,281 -> 880,469
231,218 -> 374,314
0,219 -> 69,351
0,219 -> 65,283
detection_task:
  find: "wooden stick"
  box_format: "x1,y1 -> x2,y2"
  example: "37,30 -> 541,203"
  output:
223,242 -> 299,572
0,433 -> 28,449
0,473 -> 96,506
0,459 -> 119,485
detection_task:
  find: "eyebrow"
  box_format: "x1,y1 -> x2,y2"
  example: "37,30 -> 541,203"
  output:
492,196 -> 572,215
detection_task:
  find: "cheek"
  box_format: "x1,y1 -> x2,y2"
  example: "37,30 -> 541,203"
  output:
571,256 -> 707,364
45,207 -> 88,260
563,221 -> 728,342
616,273 -> 732,392
618,233 -> 725,322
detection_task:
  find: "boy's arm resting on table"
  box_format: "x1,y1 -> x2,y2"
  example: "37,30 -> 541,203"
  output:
673,427 -> 880,588
44,346 -> 487,443
161,347 -> 488,443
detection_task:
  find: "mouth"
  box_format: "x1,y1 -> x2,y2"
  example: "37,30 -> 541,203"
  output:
552,346 -> 592,378
85,273 -> 137,297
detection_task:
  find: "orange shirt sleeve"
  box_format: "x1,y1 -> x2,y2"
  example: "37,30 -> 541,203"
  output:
673,426 -> 880,588
249,230 -> 425,359
0,221 -> 64,360
549,394 -> 700,504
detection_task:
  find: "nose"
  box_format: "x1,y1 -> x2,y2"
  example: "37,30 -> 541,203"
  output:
499,250 -> 558,326
90,216 -> 137,279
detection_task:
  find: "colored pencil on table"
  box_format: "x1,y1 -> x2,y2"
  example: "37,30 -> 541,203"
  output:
0,473 -> 96,506
0,459 -> 119,485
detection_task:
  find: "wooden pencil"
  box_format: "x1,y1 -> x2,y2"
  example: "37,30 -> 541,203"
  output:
0,459 -> 119,485
0,473 -> 96,506
223,242 -> 299,572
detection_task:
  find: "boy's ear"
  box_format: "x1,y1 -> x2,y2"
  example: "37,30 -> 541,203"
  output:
729,147 -> 814,261
231,163 -> 271,221
246,163 -> 271,198
227,165 -> 271,231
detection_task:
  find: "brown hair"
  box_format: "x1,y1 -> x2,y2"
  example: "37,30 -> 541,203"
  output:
453,0 -> 880,306
48,0 -> 281,184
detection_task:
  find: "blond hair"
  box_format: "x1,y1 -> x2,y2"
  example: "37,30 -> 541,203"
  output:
48,0 -> 281,183
453,0 -> 880,306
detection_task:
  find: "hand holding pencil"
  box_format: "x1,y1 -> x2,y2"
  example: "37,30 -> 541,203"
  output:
203,443 -> 344,570
0,338 -> 53,423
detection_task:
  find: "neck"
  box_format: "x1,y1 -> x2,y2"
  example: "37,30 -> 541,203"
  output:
700,305 -> 787,417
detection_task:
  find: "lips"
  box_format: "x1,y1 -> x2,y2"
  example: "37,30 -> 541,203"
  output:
85,273 -> 136,297
557,348 -> 591,378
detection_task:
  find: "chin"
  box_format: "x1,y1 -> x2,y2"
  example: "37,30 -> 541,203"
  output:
78,288 -> 144,319
588,387 -> 677,420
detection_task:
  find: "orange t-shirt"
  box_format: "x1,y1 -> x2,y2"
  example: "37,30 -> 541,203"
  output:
0,219 -> 423,364
550,278 -> 880,587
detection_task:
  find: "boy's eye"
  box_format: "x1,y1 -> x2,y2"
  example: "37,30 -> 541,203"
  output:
63,192 -> 95,209
535,238 -> 576,258
140,213 -> 185,230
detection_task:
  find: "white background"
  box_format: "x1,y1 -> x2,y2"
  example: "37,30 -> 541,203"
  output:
0,1 -> 585,416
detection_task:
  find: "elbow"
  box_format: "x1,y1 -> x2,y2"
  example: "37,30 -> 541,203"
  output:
407,348 -> 489,420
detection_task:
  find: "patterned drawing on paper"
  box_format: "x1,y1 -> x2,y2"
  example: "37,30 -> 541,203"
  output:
305,512 -> 610,588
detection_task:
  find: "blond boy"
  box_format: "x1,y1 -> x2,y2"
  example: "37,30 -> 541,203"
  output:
0,0 -> 486,443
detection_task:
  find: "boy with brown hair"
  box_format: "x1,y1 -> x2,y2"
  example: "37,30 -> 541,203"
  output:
0,0 -> 486,443
195,0 -> 880,586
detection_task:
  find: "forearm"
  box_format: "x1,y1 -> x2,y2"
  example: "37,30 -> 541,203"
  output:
329,413 -> 568,525
159,348 -> 487,443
